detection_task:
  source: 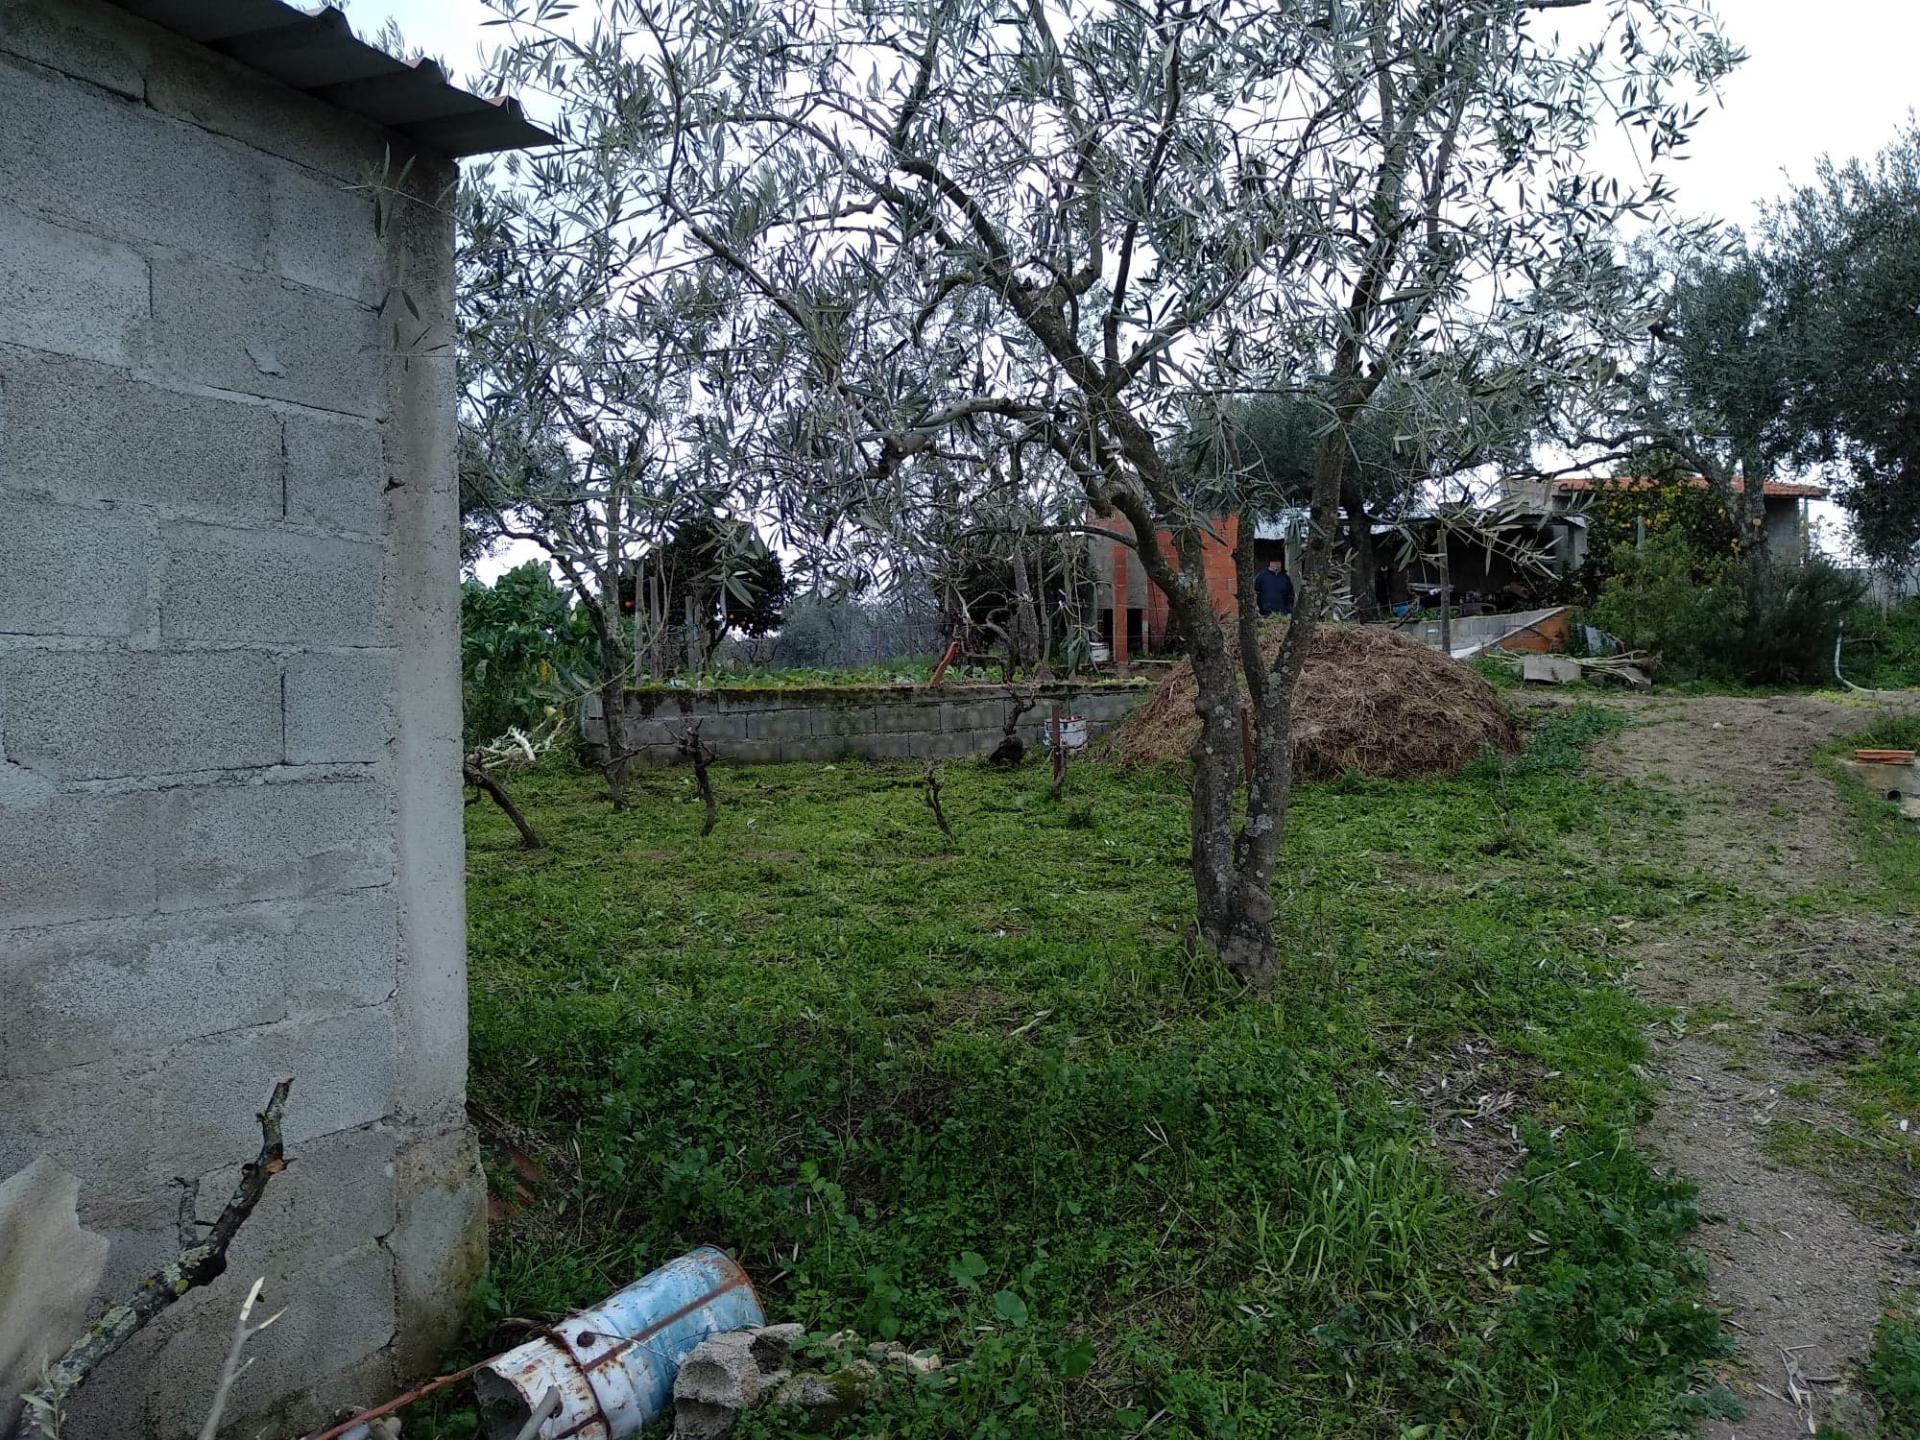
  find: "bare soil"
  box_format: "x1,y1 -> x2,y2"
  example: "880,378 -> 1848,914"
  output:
1598,694 -> 1920,1438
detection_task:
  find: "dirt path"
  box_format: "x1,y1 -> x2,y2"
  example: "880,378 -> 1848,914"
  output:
1599,695 -> 1918,1439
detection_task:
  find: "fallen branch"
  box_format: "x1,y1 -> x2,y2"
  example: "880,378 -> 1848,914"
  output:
676,723 -> 719,837
16,1080 -> 293,1437
922,760 -> 955,843
463,760 -> 544,849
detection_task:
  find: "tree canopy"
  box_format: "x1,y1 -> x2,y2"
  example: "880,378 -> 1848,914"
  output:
1763,121 -> 1920,570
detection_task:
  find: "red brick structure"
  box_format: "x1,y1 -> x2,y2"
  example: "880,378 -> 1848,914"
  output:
1095,514 -> 1242,666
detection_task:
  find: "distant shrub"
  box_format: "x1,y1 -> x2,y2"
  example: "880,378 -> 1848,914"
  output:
1586,534 -> 1863,685
1723,557 -> 1865,685
1840,598 -> 1920,688
1586,532 -> 1746,680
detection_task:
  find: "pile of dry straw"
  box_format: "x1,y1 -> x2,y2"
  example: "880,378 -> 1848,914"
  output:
1104,622 -> 1521,781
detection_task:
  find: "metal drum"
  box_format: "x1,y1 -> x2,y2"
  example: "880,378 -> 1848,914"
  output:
473,1247 -> 764,1438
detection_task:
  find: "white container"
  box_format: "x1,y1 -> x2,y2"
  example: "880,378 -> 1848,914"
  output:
1046,716 -> 1090,751
1088,642 -> 1111,665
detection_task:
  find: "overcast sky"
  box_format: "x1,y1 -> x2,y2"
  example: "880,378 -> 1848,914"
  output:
373,0 -> 1918,564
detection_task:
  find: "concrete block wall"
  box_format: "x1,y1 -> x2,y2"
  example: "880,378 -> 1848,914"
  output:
587,683 -> 1153,766
0,3 -> 482,1435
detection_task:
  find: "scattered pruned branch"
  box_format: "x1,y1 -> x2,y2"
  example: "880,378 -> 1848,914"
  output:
196,1278 -> 285,1440
676,723 -> 719,836
921,760 -> 956,843
16,1080 -> 293,1437
463,760 -> 544,850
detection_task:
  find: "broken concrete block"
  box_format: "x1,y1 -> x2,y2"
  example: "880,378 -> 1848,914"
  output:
770,1359 -> 878,1417
750,1322 -> 806,1371
674,1330 -> 789,1437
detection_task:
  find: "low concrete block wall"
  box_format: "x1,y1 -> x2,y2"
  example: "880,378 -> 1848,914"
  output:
585,682 -> 1153,765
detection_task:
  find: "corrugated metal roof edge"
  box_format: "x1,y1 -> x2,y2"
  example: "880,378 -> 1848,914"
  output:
105,0 -> 556,156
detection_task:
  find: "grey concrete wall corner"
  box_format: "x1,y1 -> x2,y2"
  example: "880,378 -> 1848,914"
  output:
0,0 -> 486,1432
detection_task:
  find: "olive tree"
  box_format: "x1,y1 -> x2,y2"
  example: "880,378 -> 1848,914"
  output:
458,172 -> 777,807
1763,122 -> 1920,571
485,0 -> 1736,979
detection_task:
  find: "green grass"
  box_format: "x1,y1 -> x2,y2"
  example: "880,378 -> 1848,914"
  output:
440,708 -> 1729,1438
1870,1293 -> 1920,1433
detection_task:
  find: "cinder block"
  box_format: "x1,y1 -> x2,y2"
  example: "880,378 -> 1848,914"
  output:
0,649 -> 281,780
816,704 -> 879,738
157,1006 -> 398,1177
912,731 -> 982,760
146,1238 -> 397,1439
388,1124 -> 487,1369
940,700 -> 1005,733
0,0 -> 150,98
146,38 -> 391,182
156,777 -> 395,910
0,891 -> 396,1076
0,203 -> 147,365
621,717 -> 677,754
0,346 -> 283,518
160,522 -> 383,646
0,1049 -> 167,1223
870,697 -> 946,733
269,163 -> 382,303
284,410 -> 385,532
0,56 -> 269,269
147,253 -> 382,417
0,788 -> 157,928
673,712 -> 746,743
746,705 -> 816,741
710,739 -> 781,765
858,732 -> 917,761
204,1120 -> 400,1275
1,491 -> 147,637
285,650 -> 396,764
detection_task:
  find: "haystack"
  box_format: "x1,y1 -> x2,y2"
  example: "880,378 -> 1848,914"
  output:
1105,622 -> 1521,781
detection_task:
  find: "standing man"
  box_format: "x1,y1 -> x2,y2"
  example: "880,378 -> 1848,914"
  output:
1254,556 -> 1296,617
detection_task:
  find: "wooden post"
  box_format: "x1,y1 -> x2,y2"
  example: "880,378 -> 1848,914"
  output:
1050,703 -> 1066,802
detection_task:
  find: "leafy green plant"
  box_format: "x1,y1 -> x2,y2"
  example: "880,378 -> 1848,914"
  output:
1587,534 -> 1863,685
460,562 -> 596,744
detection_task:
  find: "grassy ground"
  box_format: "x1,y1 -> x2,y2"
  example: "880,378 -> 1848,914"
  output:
440,710 -> 1735,1439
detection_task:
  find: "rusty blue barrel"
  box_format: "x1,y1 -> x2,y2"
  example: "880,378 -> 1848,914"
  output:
473,1247 -> 764,1439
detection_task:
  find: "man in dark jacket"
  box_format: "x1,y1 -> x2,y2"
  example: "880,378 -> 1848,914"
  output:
1253,557 -> 1295,617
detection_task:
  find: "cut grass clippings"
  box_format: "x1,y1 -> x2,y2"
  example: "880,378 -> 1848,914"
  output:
434,705 -> 1728,1439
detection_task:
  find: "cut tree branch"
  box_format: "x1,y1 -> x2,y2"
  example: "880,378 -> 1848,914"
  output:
15,1080 -> 293,1438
